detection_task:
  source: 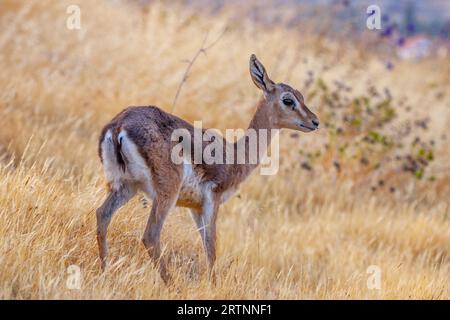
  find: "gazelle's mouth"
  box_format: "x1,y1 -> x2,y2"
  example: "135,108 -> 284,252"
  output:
299,124 -> 316,131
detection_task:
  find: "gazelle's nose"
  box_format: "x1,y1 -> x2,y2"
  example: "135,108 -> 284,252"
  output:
312,119 -> 320,128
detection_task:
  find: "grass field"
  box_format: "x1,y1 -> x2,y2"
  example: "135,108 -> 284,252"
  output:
0,0 -> 449,299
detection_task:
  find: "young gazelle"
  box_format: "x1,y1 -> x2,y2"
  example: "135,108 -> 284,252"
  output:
96,55 -> 319,282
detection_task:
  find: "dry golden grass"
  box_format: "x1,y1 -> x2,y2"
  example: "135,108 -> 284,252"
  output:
0,0 -> 448,299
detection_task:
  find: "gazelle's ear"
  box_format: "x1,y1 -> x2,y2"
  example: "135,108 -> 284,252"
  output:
249,54 -> 275,93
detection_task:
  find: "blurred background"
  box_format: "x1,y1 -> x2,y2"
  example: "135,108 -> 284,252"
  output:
139,0 -> 450,60
0,0 -> 448,299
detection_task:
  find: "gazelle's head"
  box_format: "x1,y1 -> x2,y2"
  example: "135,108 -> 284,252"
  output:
249,54 -> 319,132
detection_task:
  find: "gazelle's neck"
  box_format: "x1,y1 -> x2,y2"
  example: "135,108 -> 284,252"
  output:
229,98 -> 277,183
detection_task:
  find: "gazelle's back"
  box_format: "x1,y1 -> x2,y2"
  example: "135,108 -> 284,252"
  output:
98,106 -> 194,164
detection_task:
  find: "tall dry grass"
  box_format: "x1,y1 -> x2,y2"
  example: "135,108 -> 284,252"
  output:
0,0 -> 448,299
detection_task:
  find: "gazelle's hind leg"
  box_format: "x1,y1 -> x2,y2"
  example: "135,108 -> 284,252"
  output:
142,170 -> 182,283
96,183 -> 136,270
142,195 -> 176,283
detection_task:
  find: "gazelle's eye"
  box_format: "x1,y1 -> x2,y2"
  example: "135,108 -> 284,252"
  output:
282,98 -> 295,107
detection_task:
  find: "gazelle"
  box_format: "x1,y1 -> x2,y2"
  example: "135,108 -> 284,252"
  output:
96,55 -> 319,282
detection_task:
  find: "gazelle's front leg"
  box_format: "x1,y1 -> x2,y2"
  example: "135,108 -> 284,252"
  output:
191,197 -> 219,282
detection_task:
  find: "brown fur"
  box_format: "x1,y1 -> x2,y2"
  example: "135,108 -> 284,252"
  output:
95,55 -> 319,283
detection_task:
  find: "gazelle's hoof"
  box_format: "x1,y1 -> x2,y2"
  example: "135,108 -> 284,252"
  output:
100,260 -> 107,272
159,266 -> 172,285
208,269 -> 217,286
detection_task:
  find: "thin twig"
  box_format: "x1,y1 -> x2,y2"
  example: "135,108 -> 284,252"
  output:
171,27 -> 228,113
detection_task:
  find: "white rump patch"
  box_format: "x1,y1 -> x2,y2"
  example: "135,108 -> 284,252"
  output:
101,129 -> 155,199
101,130 -> 121,189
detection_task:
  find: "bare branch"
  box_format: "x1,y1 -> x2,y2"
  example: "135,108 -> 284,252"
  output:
171,27 -> 228,113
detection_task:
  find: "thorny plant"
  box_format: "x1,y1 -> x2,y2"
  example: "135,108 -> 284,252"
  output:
295,75 -> 440,193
